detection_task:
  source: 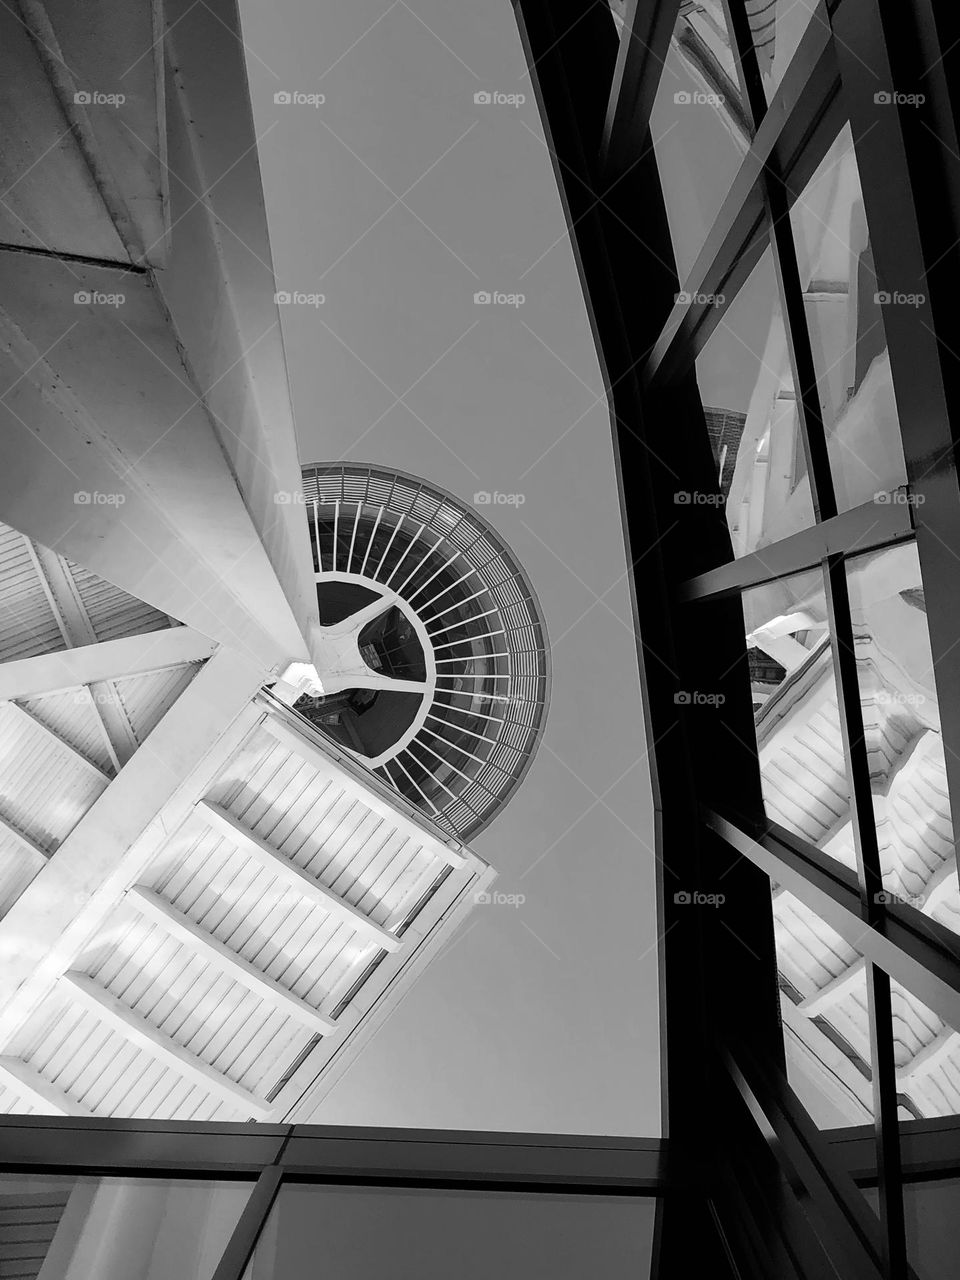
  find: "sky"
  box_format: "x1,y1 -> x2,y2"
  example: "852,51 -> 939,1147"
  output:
237,0 -> 660,1136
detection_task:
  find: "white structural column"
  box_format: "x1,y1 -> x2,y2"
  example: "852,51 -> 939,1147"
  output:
0,0 -> 318,672
61,973 -> 272,1119
0,647 -> 270,1043
127,886 -> 339,1036
196,801 -> 402,953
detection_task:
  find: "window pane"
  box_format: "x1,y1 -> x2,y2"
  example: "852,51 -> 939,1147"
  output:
888,980 -> 960,1123
772,888 -> 875,1127
790,124 -> 909,511
651,3 -> 749,282
845,543 -> 958,931
903,1176 -> 960,1280
242,1184 -> 655,1279
0,1174 -> 251,1279
750,0 -> 826,104
741,570 -> 854,862
697,247 -> 817,557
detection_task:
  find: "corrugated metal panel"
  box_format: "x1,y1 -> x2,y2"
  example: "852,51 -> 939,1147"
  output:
0,527 -> 63,662
774,891 -> 859,997
0,706 -> 487,1123
0,704 -> 107,854
0,1187 -> 71,1279
111,663 -> 202,743
0,844 -> 42,921
64,560 -> 171,642
18,691 -> 115,776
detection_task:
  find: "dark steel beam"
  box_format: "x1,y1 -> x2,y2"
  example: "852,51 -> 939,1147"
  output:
0,1116 -> 289,1175
0,1115 -> 665,1189
678,497 -> 913,602
831,1116 -> 960,1182
211,1165 -> 284,1280
601,0 -> 681,174
726,1046 -> 896,1280
825,555 -> 908,1278
646,12 -> 842,387
706,811 -> 960,1032
832,0 -> 960,914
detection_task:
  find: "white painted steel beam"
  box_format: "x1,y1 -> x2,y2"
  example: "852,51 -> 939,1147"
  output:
62,972 -> 272,1118
197,801 -> 402,952
127,886 -> 339,1036
0,628 -> 216,701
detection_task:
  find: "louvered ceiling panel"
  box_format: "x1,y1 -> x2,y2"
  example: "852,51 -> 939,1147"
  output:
111,662 -> 202,743
0,529 -> 63,662
0,701 -> 491,1122
64,560 -> 171,642
18,691 -> 114,775
0,705 -> 106,852
0,848 -> 40,922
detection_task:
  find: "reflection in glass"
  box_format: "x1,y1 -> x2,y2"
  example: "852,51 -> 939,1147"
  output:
242,1184 -> 655,1279
887,980 -> 960,1121
845,546 -> 960,1123
750,0 -> 824,103
741,568 -> 855,858
697,248 -> 817,557
650,3 -> 749,283
0,1174 -> 250,1280
901,1176 -> 960,1280
845,543 -> 957,930
771,888 -> 874,1127
790,124 -> 909,510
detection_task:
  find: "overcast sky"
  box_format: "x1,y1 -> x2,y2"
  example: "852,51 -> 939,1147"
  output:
238,0 -> 660,1136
